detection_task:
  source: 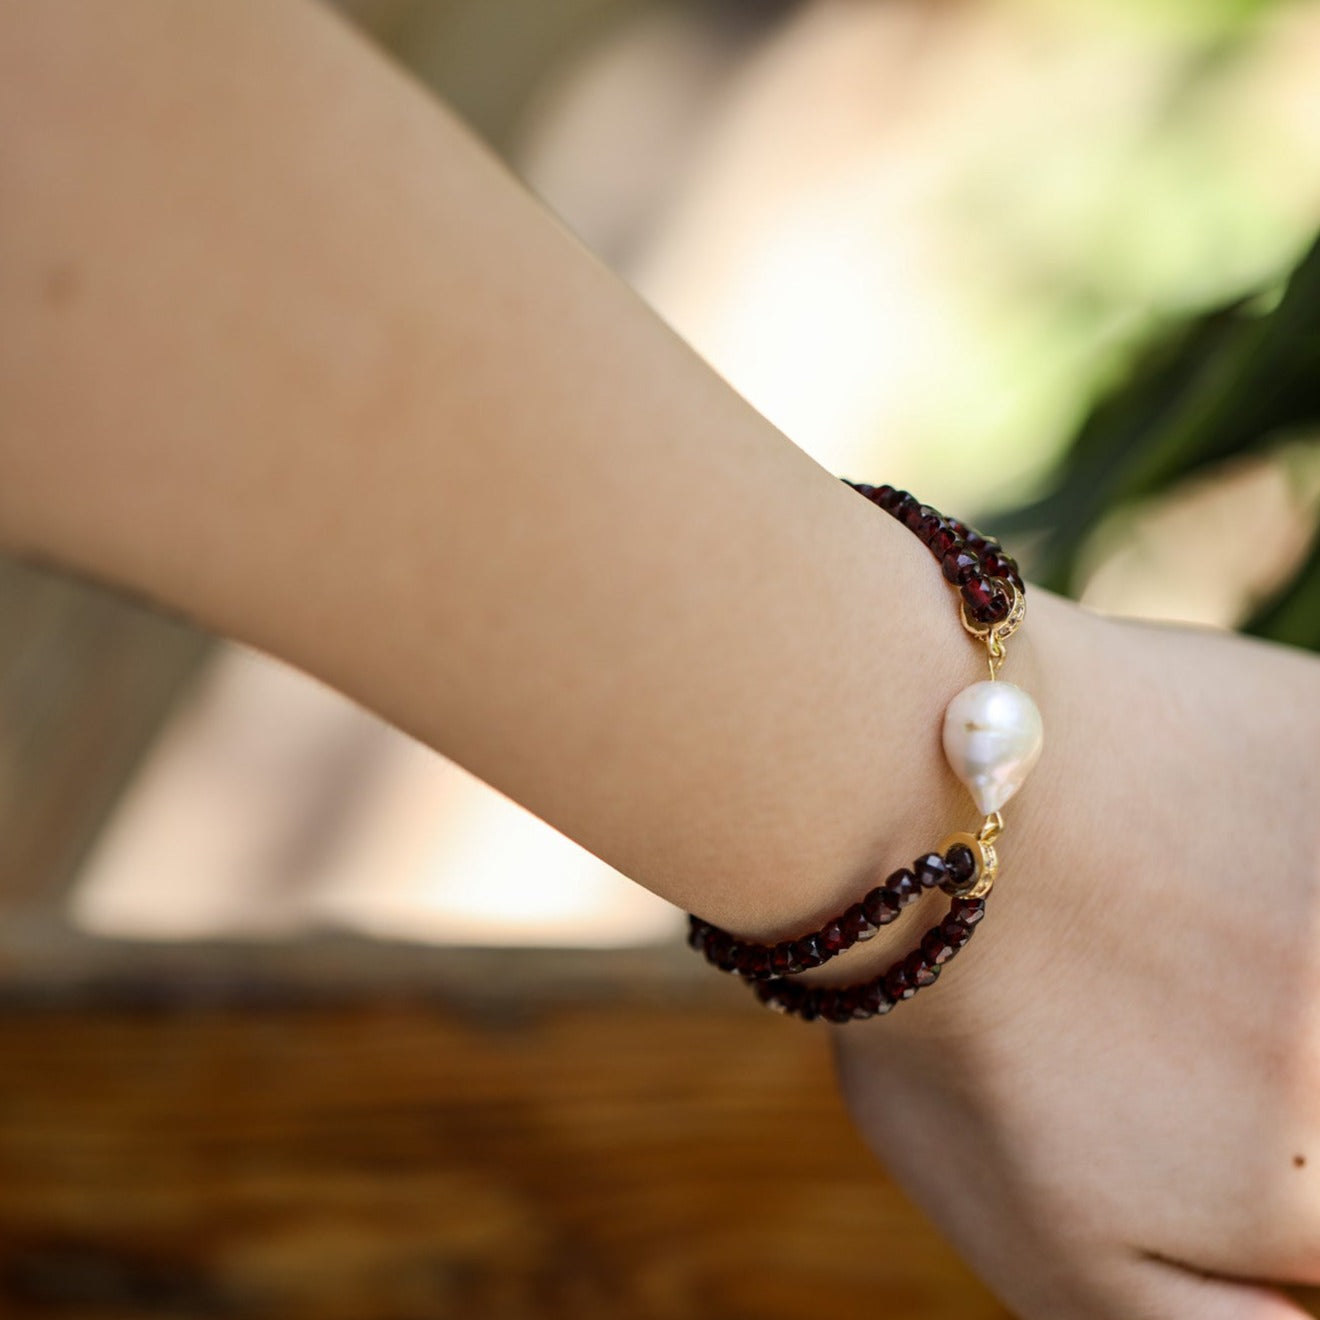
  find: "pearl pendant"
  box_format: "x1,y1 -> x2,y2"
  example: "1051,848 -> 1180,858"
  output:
942,681 -> 1043,816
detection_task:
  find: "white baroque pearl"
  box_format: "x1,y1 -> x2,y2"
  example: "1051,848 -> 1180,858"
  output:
942,681 -> 1043,816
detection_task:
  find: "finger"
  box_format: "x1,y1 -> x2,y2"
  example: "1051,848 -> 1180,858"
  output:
1117,1255 -> 1317,1320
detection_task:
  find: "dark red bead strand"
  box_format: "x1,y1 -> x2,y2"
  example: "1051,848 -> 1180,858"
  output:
687,846 -> 969,984
754,895 -> 987,1023
842,479 -> 1020,626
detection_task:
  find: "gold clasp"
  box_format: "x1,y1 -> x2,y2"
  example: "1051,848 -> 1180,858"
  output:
960,580 -> 1024,682
938,813 -> 1003,901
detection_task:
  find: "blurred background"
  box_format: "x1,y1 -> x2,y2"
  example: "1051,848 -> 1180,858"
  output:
2,0 -> 1318,1316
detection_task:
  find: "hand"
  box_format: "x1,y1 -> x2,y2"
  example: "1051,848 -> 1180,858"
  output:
834,592 -> 1320,1318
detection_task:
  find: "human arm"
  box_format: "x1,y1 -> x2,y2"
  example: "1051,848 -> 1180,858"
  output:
3,3 -> 1320,1317
0,0 -> 988,942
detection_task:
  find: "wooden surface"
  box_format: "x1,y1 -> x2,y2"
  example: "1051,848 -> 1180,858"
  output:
0,991 -> 1007,1320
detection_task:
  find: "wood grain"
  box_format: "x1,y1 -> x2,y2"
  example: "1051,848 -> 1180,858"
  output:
0,994 -> 1006,1320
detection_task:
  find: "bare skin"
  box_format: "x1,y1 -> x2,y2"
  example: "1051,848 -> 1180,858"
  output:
1,2 -> 1318,1315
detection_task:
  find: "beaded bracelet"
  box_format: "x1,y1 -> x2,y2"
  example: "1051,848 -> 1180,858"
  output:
684,481 -> 1044,1023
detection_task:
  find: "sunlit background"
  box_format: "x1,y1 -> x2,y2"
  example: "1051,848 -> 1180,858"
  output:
61,0 -> 1320,949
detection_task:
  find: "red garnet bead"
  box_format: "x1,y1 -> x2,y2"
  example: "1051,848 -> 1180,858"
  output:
889,868 -> 921,906
943,844 -> 977,887
941,918 -> 973,949
916,509 -> 944,541
950,897 -> 987,927
821,920 -> 848,953
960,576 -> 997,613
905,949 -> 939,988
962,578 -> 1011,625
928,525 -> 958,558
921,928 -> 957,966
903,502 -> 930,532
858,982 -> 894,1015
824,990 -> 858,1024
708,932 -> 734,968
837,992 -> 864,1023
892,493 -> 919,524
841,903 -> 876,942
942,549 -> 981,585
915,852 -> 949,889
863,886 -> 901,926
770,944 -> 794,976
794,933 -> 826,969
885,963 -> 917,1001
981,548 -> 1016,582
984,590 -> 1012,623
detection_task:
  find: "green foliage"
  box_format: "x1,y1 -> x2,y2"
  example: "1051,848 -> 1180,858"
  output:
997,232 -> 1320,652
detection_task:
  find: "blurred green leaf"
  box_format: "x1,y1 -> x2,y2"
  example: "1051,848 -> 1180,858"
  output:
999,231 -> 1320,628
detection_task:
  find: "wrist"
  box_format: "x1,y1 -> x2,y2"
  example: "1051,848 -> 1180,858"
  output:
688,482 -> 1065,1026
838,587 -> 1108,1046
793,582 -> 1061,1000
700,496 -> 994,946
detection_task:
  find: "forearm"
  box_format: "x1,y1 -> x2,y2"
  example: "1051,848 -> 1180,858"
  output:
0,0 -> 1033,936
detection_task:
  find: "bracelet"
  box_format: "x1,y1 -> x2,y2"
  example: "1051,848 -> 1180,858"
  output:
684,481 -> 1044,1023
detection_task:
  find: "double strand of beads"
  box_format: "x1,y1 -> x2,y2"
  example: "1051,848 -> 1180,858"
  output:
752,895 -> 988,1022
688,854 -> 991,1023
688,844 -> 980,980
683,481 -> 1045,1022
